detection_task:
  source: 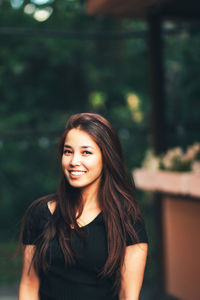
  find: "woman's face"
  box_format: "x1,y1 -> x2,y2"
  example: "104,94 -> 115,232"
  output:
62,128 -> 103,192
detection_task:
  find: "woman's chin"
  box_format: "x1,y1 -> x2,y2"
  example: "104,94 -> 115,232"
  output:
68,181 -> 86,189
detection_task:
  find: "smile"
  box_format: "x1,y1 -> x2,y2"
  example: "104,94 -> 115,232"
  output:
70,171 -> 85,175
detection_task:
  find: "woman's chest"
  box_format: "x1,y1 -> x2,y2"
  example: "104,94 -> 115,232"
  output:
47,223 -> 108,272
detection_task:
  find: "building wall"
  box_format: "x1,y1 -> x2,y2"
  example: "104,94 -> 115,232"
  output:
163,196 -> 200,300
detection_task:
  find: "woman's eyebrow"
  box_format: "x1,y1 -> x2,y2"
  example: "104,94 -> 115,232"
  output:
63,145 -> 95,149
81,146 -> 95,149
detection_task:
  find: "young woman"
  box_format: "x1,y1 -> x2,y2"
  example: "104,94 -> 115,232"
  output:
19,112 -> 148,300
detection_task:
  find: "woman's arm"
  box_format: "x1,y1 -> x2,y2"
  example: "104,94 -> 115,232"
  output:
119,243 -> 148,300
19,245 -> 40,300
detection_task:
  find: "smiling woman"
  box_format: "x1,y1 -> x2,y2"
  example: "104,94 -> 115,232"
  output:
62,128 -> 103,194
19,112 -> 148,300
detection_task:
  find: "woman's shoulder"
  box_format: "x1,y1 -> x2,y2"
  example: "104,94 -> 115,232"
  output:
22,193 -> 58,245
126,214 -> 149,246
25,193 -> 58,218
47,198 -> 57,215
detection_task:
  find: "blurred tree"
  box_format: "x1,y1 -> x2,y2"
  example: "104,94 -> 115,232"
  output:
0,0 -> 199,242
165,22 -> 200,148
0,0 -> 149,239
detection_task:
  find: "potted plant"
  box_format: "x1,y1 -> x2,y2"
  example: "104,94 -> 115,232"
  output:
133,142 -> 200,197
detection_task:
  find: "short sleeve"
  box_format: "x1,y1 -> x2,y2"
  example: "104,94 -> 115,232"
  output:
126,217 -> 148,246
22,203 -> 42,245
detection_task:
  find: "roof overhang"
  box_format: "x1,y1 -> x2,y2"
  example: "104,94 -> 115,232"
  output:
86,0 -> 200,20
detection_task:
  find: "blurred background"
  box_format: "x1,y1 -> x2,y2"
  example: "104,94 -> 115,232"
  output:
0,0 -> 200,299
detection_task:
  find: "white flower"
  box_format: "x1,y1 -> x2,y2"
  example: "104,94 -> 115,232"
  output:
191,161 -> 200,173
142,150 -> 160,171
142,142 -> 200,172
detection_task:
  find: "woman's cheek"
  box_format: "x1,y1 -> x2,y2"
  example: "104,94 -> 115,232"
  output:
62,156 -> 68,169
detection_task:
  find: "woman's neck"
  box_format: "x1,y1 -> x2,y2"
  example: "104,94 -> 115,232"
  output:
80,183 -> 100,211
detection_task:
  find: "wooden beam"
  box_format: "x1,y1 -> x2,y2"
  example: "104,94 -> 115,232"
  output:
148,18 -> 167,297
86,0 -> 165,16
148,15 -> 166,155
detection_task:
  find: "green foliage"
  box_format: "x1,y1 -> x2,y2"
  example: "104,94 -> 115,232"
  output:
0,2 -> 150,242
165,23 -> 200,147
0,241 -> 21,283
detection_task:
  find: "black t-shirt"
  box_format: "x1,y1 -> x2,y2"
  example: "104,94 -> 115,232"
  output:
23,201 -> 148,300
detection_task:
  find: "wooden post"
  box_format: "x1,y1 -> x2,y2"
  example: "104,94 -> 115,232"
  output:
148,15 -> 166,155
148,14 -> 166,298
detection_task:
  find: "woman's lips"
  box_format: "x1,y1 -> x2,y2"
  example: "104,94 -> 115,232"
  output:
69,170 -> 86,179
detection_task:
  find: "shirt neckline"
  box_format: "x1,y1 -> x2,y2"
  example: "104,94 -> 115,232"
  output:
46,203 -> 103,229
71,211 -> 103,230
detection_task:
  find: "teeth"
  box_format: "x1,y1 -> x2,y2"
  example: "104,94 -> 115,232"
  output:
70,171 -> 85,175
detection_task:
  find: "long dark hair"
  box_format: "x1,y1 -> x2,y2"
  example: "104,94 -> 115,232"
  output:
20,112 -> 141,294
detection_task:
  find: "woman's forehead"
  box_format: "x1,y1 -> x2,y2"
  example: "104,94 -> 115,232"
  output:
64,128 -> 98,148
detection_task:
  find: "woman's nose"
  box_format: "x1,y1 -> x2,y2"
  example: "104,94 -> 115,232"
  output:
70,153 -> 81,166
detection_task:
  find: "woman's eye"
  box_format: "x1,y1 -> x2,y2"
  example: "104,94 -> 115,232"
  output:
83,151 -> 91,155
63,149 -> 72,154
